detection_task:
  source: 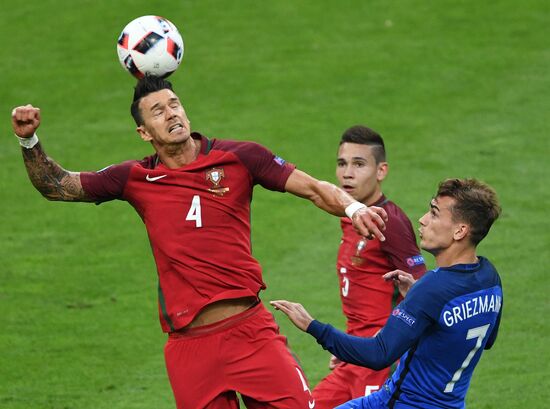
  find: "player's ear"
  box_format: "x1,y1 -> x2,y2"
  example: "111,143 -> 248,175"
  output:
137,126 -> 153,142
453,223 -> 470,241
377,162 -> 388,182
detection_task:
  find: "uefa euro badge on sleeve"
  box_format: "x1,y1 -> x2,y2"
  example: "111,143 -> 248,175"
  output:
351,239 -> 367,266
206,168 -> 230,196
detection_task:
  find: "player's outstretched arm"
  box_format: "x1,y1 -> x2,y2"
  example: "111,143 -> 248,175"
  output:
284,169 -> 387,241
272,298 -> 422,370
11,105 -> 93,202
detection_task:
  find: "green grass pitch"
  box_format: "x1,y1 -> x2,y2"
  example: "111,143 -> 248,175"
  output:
1,1 -> 548,408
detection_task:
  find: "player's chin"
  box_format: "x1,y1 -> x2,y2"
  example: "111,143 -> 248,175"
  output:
419,240 -> 433,253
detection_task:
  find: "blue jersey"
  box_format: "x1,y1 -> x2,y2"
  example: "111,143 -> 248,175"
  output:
307,257 -> 502,409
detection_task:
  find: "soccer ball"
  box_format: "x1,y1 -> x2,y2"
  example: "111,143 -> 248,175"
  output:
117,15 -> 184,79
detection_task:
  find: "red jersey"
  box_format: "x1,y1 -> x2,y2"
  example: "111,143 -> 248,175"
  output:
336,195 -> 426,336
80,133 -> 295,332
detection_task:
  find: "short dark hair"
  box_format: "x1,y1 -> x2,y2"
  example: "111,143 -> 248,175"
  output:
130,75 -> 174,126
339,125 -> 386,163
436,178 -> 501,245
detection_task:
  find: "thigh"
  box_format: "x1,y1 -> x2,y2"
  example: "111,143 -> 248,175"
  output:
239,359 -> 313,409
229,306 -> 315,409
165,334 -> 231,409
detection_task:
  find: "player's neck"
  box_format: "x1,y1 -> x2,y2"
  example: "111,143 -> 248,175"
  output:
363,189 -> 383,206
434,245 -> 478,268
156,137 -> 200,169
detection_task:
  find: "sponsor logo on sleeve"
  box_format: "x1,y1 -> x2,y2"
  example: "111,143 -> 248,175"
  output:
392,308 -> 416,327
406,255 -> 425,267
274,156 -> 286,166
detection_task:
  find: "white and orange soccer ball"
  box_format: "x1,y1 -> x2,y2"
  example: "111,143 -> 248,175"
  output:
117,15 -> 184,79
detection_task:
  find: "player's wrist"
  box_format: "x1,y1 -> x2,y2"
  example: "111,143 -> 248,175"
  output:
345,202 -> 367,219
16,133 -> 39,149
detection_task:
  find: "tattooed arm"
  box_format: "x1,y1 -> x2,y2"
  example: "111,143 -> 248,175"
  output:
12,105 -> 93,202
20,142 -> 93,202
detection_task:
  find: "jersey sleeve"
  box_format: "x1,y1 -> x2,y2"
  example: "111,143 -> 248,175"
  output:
307,308 -> 432,370
307,275 -> 440,369
225,141 -> 296,191
80,160 -> 135,203
381,210 -> 426,277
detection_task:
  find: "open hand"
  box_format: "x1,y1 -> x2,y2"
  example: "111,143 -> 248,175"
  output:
270,300 -> 314,332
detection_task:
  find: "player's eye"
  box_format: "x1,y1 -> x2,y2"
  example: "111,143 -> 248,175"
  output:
337,161 -> 346,167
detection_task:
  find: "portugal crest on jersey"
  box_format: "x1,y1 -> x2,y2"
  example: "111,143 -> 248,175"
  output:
206,168 -> 230,196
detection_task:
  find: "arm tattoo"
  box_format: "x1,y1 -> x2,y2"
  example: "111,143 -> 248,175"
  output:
21,142 -> 93,202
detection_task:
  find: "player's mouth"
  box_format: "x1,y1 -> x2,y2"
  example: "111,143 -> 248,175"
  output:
341,184 -> 355,193
168,123 -> 184,134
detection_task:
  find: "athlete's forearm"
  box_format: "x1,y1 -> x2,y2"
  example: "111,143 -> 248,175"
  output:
285,170 -> 351,216
285,169 -> 387,240
307,318 -> 417,370
304,180 -> 351,216
21,142 -> 91,202
306,321 -> 392,369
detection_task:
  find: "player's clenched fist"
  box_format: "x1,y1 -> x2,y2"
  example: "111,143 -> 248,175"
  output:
11,105 -> 41,138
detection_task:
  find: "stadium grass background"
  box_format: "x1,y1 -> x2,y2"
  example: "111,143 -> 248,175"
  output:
1,1 -> 548,408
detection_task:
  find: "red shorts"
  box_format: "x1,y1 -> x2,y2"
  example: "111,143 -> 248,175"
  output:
164,302 -> 315,409
312,362 -> 390,409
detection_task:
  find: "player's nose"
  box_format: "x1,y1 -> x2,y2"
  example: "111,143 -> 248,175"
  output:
418,213 -> 428,225
342,165 -> 354,178
165,105 -> 177,119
